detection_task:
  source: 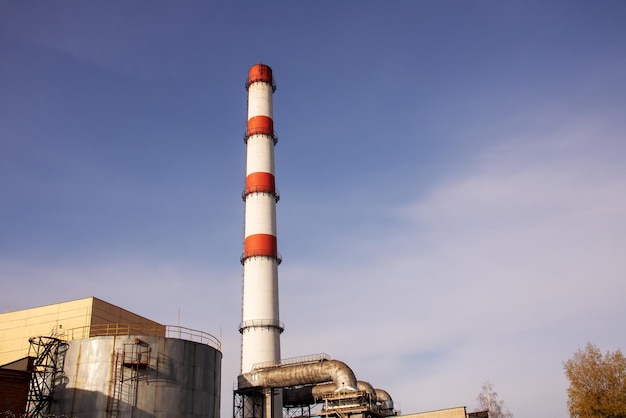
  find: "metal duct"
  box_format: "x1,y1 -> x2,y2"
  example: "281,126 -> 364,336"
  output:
238,359 -> 358,391
282,386 -> 315,406
282,381 -> 393,409
357,381 -> 377,397
283,381 -> 374,401
375,388 -> 394,411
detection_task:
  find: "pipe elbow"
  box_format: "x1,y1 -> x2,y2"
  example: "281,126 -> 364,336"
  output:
323,359 -> 358,391
357,381 -> 376,397
238,358 -> 358,391
375,388 -> 394,411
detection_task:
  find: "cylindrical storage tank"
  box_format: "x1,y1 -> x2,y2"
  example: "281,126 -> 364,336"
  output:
51,334 -> 222,418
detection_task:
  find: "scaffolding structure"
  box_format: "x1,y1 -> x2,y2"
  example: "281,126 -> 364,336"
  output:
234,387 -> 271,418
25,336 -> 68,417
319,390 -> 384,418
108,338 -> 151,416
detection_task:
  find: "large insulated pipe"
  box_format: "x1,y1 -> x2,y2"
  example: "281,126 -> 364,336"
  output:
375,388 -> 394,412
238,359 -> 358,391
240,63 -> 283,418
283,381 -> 393,410
284,381 -> 374,402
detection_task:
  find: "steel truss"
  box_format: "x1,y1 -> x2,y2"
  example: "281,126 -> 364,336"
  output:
25,336 -> 68,417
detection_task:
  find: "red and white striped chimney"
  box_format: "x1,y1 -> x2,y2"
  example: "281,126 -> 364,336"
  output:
240,64 -> 284,380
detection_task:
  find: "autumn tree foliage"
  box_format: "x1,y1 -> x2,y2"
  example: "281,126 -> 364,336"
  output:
475,381 -> 513,418
563,342 -> 626,418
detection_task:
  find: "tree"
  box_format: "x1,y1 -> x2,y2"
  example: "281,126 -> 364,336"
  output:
563,342 -> 626,418
475,381 -> 513,418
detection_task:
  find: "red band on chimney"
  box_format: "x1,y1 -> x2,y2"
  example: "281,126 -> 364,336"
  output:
246,172 -> 275,195
244,234 -> 278,258
247,64 -> 273,85
247,116 -> 273,137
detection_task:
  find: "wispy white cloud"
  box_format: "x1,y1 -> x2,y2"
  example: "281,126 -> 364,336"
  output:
280,116 -> 626,416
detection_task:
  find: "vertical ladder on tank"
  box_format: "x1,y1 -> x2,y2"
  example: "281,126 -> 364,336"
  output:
107,348 -> 124,417
107,340 -> 150,417
123,340 -> 150,407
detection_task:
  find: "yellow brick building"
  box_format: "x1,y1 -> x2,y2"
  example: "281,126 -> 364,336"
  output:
0,296 -> 164,366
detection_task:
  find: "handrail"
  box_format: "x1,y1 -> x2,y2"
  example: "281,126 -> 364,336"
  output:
245,76 -> 277,92
63,323 -> 221,351
242,186 -> 280,202
240,251 -> 283,265
238,319 -> 284,334
243,130 -> 278,145
165,325 -> 221,351
252,353 -> 331,371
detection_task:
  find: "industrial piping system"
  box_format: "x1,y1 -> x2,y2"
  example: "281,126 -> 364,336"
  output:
238,357 -> 394,416
282,382 -> 394,413
238,359 -> 358,391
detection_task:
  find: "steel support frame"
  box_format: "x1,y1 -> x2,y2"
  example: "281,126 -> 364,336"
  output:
25,336 -> 68,416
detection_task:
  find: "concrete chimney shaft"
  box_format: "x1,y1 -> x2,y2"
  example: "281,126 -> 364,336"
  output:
240,63 -> 283,377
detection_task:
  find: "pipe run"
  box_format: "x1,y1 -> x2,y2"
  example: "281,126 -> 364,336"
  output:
375,388 -> 394,412
238,359 -> 358,392
282,382 -> 394,411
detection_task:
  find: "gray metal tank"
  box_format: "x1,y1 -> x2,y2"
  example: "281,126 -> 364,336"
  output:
51,329 -> 221,418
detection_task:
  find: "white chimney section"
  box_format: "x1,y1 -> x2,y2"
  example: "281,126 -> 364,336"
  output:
240,63 -> 283,377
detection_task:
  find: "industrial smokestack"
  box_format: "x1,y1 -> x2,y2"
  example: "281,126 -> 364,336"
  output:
235,64 -> 395,418
239,63 -> 283,416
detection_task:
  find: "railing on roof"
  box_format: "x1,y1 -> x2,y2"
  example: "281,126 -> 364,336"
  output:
252,353 -> 330,371
165,325 -> 221,350
63,323 -> 221,351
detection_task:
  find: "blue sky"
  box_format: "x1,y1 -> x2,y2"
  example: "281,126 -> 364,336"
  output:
2,2 -> 625,417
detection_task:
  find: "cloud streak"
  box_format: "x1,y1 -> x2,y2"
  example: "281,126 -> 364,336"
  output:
279,115 -> 626,416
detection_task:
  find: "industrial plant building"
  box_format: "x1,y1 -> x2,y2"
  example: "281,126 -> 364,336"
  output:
0,64 -> 484,418
0,297 -> 221,417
